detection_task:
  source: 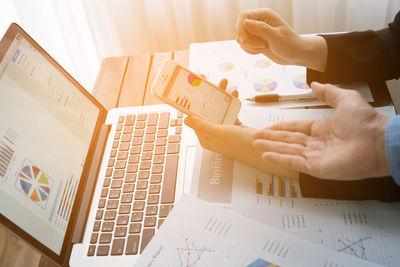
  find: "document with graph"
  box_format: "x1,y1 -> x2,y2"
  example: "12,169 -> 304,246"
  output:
189,40 -> 373,105
135,195 -> 381,267
225,195 -> 400,267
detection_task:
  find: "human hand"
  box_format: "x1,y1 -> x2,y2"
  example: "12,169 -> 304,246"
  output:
253,82 -> 390,180
235,8 -> 328,71
184,77 -> 297,178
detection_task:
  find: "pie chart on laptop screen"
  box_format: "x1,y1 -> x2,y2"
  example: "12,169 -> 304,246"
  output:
17,161 -> 52,208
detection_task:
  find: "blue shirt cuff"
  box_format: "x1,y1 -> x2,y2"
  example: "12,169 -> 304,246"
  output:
385,115 -> 400,186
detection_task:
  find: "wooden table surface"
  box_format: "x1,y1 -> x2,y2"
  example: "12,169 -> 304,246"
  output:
3,47 -> 394,266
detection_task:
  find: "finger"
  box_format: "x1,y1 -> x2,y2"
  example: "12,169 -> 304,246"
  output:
254,129 -> 308,146
267,120 -> 314,135
184,116 -> 220,137
218,79 -> 228,90
239,43 -> 265,55
253,139 -> 305,156
260,152 -> 308,173
311,82 -> 347,108
243,19 -> 275,42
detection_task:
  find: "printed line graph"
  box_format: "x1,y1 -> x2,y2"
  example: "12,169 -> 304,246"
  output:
337,236 -> 372,260
177,238 -> 215,267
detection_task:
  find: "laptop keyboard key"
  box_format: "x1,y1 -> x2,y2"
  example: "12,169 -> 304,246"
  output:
161,155 -> 178,203
98,198 -> 106,208
118,115 -> 125,123
132,201 -> 145,211
105,168 -> 113,177
146,205 -> 158,216
158,219 -> 165,229
140,228 -> 155,253
93,221 -> 101,231
148,113 -> 158,126
135,190 -> 146,200
115,226 -> 127,237
125,173 -> 136,183
147,195 -> 159,204
129,223 -> 141,234
138,171 -> 150,180
146,126 -> 156,134
119,142 -> 130,151
144,217 -> 156,227
159,205 -> 174,218
123,183 -> 135,193
158,112 -> 169,129
126,235 -> 140,255
111,179 -> 123,188
99,233 -> 112,244
103,177 -> 111,186
111,238 -> 125,255
104,210 -> 116,220
131,212 -> 143,222
106,200 -> 119,209
151,165 -> 163,174
121,194 -> 133,203
130,146 -> 141,154
119,204 -> 131,214
87,245 -> 96,256
90,233 -> 98,244
150,175 -> 162,184
127,164 -> 138,173
109,189 -> 121,199
96,209 -> 103,220
96,245 -> 110,256
149,184 -> 161,194
101,222 -> 114,232
125,115 -> 136,125
167,143 -> 180,154
117,215 -> 129,225
113,169 -> 125,179
137,181 -> 148,190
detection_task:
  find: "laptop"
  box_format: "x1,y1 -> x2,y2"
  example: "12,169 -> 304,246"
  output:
0,23 -> 199,266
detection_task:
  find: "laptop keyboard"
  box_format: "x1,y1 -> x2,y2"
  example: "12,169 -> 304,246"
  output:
87,111 -> 183,257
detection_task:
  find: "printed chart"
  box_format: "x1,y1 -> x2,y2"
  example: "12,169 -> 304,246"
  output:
247,258 -> 279,267
0,139 -> 14,179
256,175 -> 300,198
254,78 -> 277,93
177,238 -> 215,267
218,62 -> 235,72
292,74 -> 309,89
15,159 -> 53,209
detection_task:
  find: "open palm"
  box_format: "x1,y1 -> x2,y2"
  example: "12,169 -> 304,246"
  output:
253,82 -> 390,180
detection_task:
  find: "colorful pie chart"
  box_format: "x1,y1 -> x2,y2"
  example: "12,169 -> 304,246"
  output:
254,78 -> 277,93
293,74 -> 309,89
218,62 -> 234,72
18,162 -> 52,208
254,59 -> 272,68
187,73 -> 201,86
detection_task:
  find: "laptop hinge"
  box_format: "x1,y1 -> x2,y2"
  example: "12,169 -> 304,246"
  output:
71,124 -> 110,243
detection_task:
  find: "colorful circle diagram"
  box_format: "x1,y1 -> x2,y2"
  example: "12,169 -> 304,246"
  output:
293,74 -> 309,89
17,160 -> 53,209
187,73 -> 201,86
254,78 -> 277,93
254,59 -> 272,69
218,62 -> 234,72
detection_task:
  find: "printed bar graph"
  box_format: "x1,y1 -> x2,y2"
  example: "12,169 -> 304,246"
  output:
256,175 -> 300,198
0,139 -> 14,178
54,176 -> 78,230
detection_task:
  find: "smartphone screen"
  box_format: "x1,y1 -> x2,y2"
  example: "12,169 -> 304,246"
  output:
162,66 -> 232,124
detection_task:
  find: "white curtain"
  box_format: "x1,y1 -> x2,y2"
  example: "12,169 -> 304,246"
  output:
1,0 -> 399,93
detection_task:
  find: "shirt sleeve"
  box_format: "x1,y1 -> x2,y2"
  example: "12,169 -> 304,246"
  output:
307,11 -> 400,85
386,115 -> 400,186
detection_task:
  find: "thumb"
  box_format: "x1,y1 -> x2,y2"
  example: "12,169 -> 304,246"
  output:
243,19 -> 275,41
311,82 -> 345,108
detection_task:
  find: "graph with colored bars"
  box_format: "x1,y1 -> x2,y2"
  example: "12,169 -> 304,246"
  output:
176,238 -> 215,267
0,139 -> 14,179
256,175 -> 301,198
247,258 -> 280,267
175,96 -> 191,110
53,177 -> 78,231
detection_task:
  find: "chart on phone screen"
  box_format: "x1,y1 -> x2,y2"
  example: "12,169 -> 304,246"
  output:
168,70 -> 230,123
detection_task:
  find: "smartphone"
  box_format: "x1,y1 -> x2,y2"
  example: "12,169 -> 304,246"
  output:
152,60 -> 241,124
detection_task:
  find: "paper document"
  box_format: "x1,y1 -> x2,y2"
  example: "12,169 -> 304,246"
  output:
189,40 -> 373,107
226,196 -> 400,267
135,195 -> 382,267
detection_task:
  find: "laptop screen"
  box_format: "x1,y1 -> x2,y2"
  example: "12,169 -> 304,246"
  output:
0,30 -> 100,254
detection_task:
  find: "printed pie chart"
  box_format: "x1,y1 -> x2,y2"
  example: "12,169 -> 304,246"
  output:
293,74 -> 309,89
254,78 -> 277,93
254,59 -> 272,68
218,62 -> 234,72
19,164 -> 51,203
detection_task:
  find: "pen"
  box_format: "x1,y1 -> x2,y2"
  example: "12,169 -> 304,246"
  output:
246,92 -> 316,103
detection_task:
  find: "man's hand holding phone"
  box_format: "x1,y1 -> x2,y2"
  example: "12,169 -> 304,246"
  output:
184,77 -> 298,179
